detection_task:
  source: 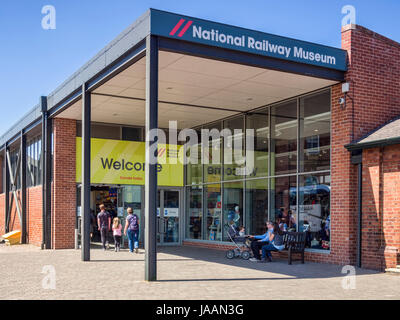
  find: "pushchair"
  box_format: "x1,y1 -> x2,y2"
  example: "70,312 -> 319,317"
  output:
225,225 -> 252,260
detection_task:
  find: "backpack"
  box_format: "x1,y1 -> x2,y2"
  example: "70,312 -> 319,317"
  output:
128,214 -> 139,231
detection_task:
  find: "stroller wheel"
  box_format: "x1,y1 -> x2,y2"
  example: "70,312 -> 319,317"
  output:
241,251 -> 250,260
226,250 -> 235,259
234,248 -> 241,257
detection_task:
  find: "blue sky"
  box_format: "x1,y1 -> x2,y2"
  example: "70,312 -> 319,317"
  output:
0,0 -> 399,136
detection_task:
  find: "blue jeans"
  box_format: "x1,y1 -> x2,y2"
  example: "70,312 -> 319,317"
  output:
261,243 -> 278,259
127,229 -> 139,252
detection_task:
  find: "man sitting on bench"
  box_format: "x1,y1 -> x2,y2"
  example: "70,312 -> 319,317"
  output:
248,221 -> 274,262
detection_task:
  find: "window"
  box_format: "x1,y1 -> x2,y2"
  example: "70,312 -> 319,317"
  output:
222,181 -> 243,241
122,126 -> 143,141
186,186 -> 203,239
76,122 -> 121,140
246,109 -> 269,178
271,100 -> 297,175
26,135 -> 42,187
203,122 -> 222,184
270,175 -> 297,229
186,129 -> 202,185
300,91 -> 331,172
245,179 -> 268,235
223,116 -> 244,181
204,184 -> 222,241
298,173 -> 331,250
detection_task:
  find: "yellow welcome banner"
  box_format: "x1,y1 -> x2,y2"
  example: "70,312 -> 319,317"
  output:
76,137 -> 184,187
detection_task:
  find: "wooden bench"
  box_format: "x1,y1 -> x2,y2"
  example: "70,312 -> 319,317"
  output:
282,232 -> 306,264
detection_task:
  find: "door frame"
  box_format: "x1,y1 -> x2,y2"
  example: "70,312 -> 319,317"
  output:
157,187 -> 183,246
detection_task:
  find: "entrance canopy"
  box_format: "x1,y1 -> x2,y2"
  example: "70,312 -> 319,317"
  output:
57,52 -> 338,128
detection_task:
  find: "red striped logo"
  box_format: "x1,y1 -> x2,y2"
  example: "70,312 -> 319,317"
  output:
169,19 -> 193,37
157,148 -> 166,157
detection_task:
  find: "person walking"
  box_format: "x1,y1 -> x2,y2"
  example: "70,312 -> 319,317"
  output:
112,217 -> 122,252
97,204 -> 111,250
124,208 -> 140,253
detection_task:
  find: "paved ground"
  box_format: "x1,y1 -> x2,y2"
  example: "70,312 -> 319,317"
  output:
0,243 -> 399,300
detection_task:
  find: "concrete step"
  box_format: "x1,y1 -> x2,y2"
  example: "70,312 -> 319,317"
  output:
385,267 -> 400,274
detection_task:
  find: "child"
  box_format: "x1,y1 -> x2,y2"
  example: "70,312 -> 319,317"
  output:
112,217 -> 122,252
238,226 -> 245,237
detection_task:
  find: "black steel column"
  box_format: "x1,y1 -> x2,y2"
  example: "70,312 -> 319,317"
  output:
20,132 -> 27,244
40,96 -> 48,249
4,145 -> 9,234
45,117 -> 52,249
81,83 -> 91,262
144,35 -> 159,281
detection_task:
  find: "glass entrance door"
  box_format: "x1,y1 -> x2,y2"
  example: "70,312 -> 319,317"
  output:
157,189 -> 180,245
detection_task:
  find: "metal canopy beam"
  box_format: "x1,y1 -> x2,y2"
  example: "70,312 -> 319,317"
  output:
20,132 -> 27,244
144,35 -> 159,281
81,83 -> 91,262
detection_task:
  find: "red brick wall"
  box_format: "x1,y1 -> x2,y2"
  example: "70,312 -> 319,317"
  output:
362,146 -> 400,270
0,187 -> 42,245
319,25 -> 400,269
330,83 -> 358,266
341,25 -> 400,139
52,118 -> 77,249
26,186 -> 43,246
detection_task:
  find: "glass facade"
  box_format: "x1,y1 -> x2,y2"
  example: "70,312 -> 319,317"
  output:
184,89 -> 331,252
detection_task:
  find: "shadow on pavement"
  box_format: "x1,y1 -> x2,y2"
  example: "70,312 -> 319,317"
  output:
154,245 -> 380,281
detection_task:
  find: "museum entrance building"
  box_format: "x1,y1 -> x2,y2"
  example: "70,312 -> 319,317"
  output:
1,9 -> 399,277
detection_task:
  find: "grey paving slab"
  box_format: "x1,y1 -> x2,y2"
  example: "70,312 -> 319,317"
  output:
0,244 -> 399,300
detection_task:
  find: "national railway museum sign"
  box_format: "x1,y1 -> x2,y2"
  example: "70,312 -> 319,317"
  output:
151,9 -> 347,71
